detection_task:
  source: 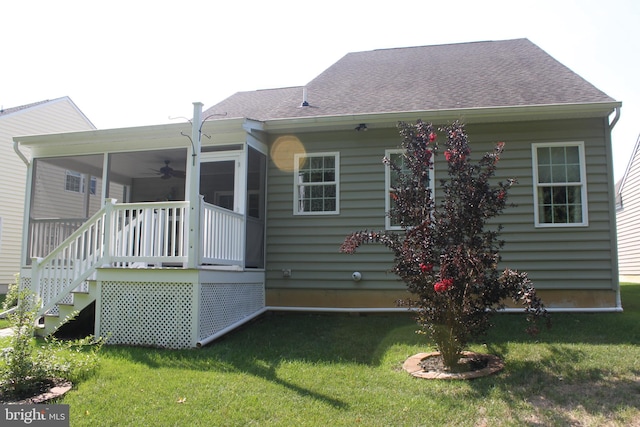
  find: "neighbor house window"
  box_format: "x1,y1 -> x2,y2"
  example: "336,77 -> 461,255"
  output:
65,170 -> 96,195
294,152 -> 339,215
532,142 -> 588,227
385,149 -> 434,229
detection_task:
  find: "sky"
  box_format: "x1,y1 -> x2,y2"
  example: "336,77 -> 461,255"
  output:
2,0 -> 639,180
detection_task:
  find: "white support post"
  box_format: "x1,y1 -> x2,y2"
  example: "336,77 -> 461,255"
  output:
83,172 -> 91,218
31,257 -> 42,296
102,199 -> 116,266
94,280 -> 102,340
186,102 -> 203,269
102,153 -> 111,203
191,279 -> 200,347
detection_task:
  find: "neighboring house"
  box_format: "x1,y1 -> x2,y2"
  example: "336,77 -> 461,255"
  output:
13,39 -> 622,349
0,97 -> 95,292
616,134 -> 640,283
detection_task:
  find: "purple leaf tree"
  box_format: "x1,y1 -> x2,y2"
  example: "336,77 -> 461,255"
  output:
341,120 -> 549,371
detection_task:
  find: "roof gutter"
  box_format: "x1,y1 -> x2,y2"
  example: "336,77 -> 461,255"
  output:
263,102 -> 622,133
13,140 -> 29,166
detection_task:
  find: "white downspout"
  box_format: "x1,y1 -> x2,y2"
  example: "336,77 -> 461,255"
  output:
195,304 -> 624,348
13,140 -> 33,267
609,106 -> 621,130
196,307 -> 269,348
608,106 -> 623,312
13,140 -> 29,166
266,306 -> 624,314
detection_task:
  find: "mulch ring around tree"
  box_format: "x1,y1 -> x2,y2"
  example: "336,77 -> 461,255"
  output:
403,351 -> 504,380
0,379 -> 72,404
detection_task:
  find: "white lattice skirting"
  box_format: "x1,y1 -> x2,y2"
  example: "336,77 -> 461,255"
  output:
98,276 -> 265,349
199,282 -> 265,341
99,281 -> 194,348
20,275 -> 89,317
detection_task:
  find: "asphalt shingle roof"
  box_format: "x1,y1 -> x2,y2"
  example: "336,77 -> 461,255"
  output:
204,39 -> 615,121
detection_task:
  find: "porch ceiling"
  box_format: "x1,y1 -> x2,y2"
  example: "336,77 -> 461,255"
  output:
112,149 -> 188,180
42,148 -> 188,180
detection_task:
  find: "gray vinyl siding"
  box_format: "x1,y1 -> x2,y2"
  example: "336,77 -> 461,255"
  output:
617,139 -> 640,275
265,118 -> 617,293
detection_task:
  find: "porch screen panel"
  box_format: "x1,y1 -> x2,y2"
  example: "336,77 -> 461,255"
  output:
29,155 -> 104,260
246,147 -> 266,268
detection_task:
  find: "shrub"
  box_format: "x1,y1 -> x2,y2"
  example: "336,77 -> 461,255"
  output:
0,288 -> 104,399
2,274 -> 20,312
341,120 -> 549,370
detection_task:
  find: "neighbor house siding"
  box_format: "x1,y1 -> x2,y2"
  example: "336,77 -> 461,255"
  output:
617,137 -> 640,278
31,162 -> 103,219
0,98 -> 94,286
265,118 -> 617,308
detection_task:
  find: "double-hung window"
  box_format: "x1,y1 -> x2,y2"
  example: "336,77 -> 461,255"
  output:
65,170 -> 96,195
385,149 -> 434,230
532,142 -> 588,227
294,152 -> 339,215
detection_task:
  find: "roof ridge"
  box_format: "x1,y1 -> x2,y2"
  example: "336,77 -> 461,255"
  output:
0,97 -> 72,117
363,38 -> 529,54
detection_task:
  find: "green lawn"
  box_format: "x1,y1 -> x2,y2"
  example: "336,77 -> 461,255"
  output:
3,284 -> 640,426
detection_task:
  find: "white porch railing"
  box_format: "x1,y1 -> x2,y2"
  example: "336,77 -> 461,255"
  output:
200,201 -> 245,266
29,217 -> 87,260
109,201 -> 188,266
30,199 -> 248,315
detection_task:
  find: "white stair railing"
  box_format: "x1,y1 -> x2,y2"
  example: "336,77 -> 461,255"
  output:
31,200 -> 190,316
31,200 -> 113,316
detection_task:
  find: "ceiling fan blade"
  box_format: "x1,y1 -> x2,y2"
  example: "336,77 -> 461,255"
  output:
150,160 -> 185,179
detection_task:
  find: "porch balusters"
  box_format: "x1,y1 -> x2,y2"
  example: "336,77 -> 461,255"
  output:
200,201 -> 244,266
109,201 -> 188,266
29,199 -> 247,314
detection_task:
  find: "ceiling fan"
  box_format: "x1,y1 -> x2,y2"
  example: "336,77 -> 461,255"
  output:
152,160 -> 185,179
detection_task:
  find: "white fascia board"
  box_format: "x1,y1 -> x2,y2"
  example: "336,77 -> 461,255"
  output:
14,118 -> 250,157
262,102 -> 622,133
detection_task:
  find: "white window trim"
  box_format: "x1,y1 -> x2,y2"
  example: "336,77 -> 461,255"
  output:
532,142 -> 588,228
65,170 -> 96,195
293,152 -> 340,215
65,170 -> 82,193
384,149 -> 435,230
